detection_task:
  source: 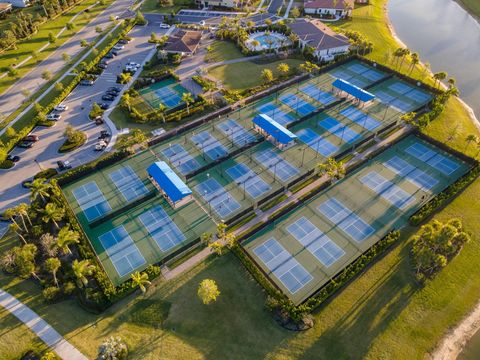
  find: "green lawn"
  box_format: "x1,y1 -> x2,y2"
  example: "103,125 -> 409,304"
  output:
205,41 -> 244,63
0,0 -> 115,96
140,0 -> 193,14
208,58 -> 304,91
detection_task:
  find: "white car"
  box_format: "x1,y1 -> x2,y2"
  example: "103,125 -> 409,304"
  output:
126,62 -> 140,68
46,113 -> 61,121
54,104 -> 68,111
95,140 -> 108,151
113,44 -> 125,50
159,23 -> 170,29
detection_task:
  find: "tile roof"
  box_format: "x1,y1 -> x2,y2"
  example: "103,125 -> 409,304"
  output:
304,0 -> 354,10
290,18 -> 350,51
164,30 -> 202,53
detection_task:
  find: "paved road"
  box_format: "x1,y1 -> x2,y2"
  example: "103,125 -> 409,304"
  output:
0,0 -> 134,119
267,0 -> 284,14
0,289 -> 87,360
0,23 -> 162,213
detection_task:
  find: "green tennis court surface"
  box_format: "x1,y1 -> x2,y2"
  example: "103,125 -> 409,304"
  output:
243,134 -> 471,305
138,78 -> 189,111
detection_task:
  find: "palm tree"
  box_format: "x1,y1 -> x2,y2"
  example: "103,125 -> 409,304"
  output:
465,134 -> 478,150
121,93 -> 132,112
16,203 -> 32,229
9,223 -> 27,244
130,271 -> 151,293
421,62 -> 431,81
277,63 -> 290,76
393,48 -> 404,68
29,178 -> 50,202
250,39 -> 260,50
448,77 -> 456,89
41,203 -> 65,229
400,112 -> 417,126
409,52 -> 419,75
399,48 -> 410,69
4,207 -> 27,234
181,92 -> 194,114
72,259 -> 95,287
44,257 -> 61,287
56,226 -> 80,255
433,71 -> 448,89
157,103 -> 166,123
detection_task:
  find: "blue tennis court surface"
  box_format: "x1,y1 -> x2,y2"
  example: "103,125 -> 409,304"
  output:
331,69 -> 368,88
254,149 -> 299,182
405,89 -> 432,103
162,144 -> 200,175
389,82 -> 413,94
318,198 -> 375,242
405,142 -> 460,175
287,217 -> 345,267
216,119 -> 256,147
191,131 -> 228,161
279,94 -> 316,116
195,178 -> 241,218
226,163 -> 271,199
300,84 -> 337,105
109,166 -> 149,202
347,63 -> 385,82
139,206 -> 186,252
155,86 -> 182,108
296,128 -> 338,157
98,225 -> 146,277
72,181 -> 111,222
360,171 -> 415,209
253,238 -> 313,294
340,107 -> 382,131
383,156 -> 439,190
257,102 -> 295,126
318,117 -> 362,144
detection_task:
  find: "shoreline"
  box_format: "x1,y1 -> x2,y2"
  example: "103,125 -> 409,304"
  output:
384,1 -> 480,357
385,1 -> 480,132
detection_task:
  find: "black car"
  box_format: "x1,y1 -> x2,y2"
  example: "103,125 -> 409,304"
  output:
118,39 -> 129,45
106,90 -> 119,97
110,49 -> 119,56
108,86 -> 121,93
102,94 -> 115,101
57,160 -> 72,170
98,63 -> 107,70
79,79 -> 94,86
99,102 -> 110,110
98,131 -> 111,140
104,52 -> 114,59
17,141 -> 34,148
7,155 -> 20,162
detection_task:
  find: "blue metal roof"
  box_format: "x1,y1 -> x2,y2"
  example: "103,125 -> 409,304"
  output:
332,78 -> 375,102
252,114 -> 297,145
147,161 -> 192,202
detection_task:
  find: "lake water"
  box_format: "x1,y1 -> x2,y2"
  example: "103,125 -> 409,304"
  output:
388,0 -> 480,118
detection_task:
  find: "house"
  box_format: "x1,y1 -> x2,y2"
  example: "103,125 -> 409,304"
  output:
0,2 -> 12,15
0,0 -> 29,7
195,0 -> 248,9
289,18 -> 350,61
304,0 -> 354,18
147,162 -> 193,209
163,30 -> 202,56
252,114 -> 297,150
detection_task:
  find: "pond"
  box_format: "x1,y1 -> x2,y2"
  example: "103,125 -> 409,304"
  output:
388,0 -> 480,118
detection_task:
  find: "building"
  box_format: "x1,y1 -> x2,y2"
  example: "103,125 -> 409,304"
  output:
332,78 -> 375,105
147,162 -> 193,208
304,0 -> 354,18
163,30 -> 202,56
196,0 -> 248,9
1,0 -> 29,7
289,18 -> 350,61
252,114 -> 297,150
0,2 -> 12,15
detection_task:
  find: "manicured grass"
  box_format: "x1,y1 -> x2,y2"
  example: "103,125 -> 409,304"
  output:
140,0 -> 193,14
208,58 -> 304,91
205,41 -> 244,63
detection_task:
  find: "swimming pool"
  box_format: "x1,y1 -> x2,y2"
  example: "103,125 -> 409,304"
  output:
245,31 -> 291,51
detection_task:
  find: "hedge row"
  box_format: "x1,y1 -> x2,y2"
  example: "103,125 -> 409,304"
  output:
410,164 -> 480,226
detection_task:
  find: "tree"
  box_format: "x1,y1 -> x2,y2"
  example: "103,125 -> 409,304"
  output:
48,32 -> 56,43
44,257 -> 61,287
7,65 -> 18,78
16,203 -> 32,229
197,279 -> 220,305
66,22 -> 74,31
400,112 -> 417,127
56,226 -> 79,254
14,244 -> 39,279
89,102 -> 104,119
317,158 -> 345,181
181,92 -> 194,114
41,203 -> 65,229
465,134 -> 478,150
5,126 -> 16,138
29,178 -> 50,202
80,39 -> 88,47
95,26 -> 102,33
157,103 -> 167,123
261,68 -> 274,84
433,71 -> 448,89
62,52 -> 70,63
409,52 -> 419,75
277,63 -> 290,76
41,70 -> 52,81
290,7 -> 300,18
299,61 -> 319,74
0,249 -> 16,273
40,233 -> 58,257
72,259 -> 95,287
130,271 -> 151,293
116,129 -> 146,151
200,232 -> 213,245
135,11 -> 146,25
54,82 -> 64,92
98,337 -> 128,360
4,208 -> 27,243
21,88 -> 31,99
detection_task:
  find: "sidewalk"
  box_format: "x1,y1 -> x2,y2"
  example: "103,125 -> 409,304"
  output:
0,289 -> 87,360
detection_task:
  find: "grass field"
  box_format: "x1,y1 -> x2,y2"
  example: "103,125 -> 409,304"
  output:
208,58 -> 304,91
140,0 -> 193,14
205,41 -> 244,63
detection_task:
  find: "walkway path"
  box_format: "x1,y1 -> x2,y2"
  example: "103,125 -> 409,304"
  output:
0,289 -> 87,360
161,120 -> 411,280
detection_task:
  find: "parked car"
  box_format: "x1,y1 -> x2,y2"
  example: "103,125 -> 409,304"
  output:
125,66 -> 137,74
126,62 -> 140,68
46,113 -> 61,121
118,39 -> 129,45
57,160 -> 72,170
95,140 -> 108,151
54,104 -> 68,111
104,52 -> 114,59
98,130 -> 110,140
95,117 -> 104,125
99,102 -> 110,110
106,90 -> 119,97
102,94 -> 115,101
23,134 -> 39,142
108,86 -> 121,93
100,58 -> 109,64
110,49 -> 119,56
17,141 -> 34,149
159,23 -> 170,29
7,154 -> 20,162
98,63 -> 107,70
113,44 -> 124,50
79,79 -> 94,86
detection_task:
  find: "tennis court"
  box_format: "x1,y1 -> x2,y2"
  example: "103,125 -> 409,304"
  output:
162,143 -> 201,175
278,93 -> 316,116
109,166 -> 149,202
254,149 -> 300,182
195,177 -> 242,218
72,181 -> 111,222
191,130 -> 229,161
317,116 -> 362,144
138,78 -> 189,110
257,102 -> 296,126
243,134 -> 470,304
216,119 -> 257,147
300,83 -> 337,105
296,128 -> 339,157
339,106 -> 382,131
329,60 -> 387,89
225,163 -> 272,199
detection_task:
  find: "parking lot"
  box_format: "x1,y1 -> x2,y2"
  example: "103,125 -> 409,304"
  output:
0,22 -> 169,213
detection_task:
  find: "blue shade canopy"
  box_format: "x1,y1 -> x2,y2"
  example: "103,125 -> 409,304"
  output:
147,161 -> 192,202
253,113 -> 298,145
332,78 -> 375,102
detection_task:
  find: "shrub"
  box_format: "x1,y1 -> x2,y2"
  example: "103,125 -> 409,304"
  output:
42,286 -> 60,302
0,160 -> 14,169
34,168 -> 57,180
59,126 -> 87,153
98,336 -> 128,360
63,281 -> 76,296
